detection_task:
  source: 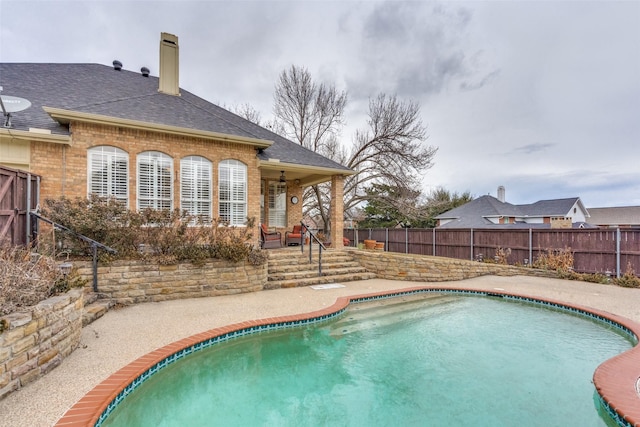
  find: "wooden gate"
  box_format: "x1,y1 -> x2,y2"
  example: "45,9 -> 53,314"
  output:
0,166 -> 40,246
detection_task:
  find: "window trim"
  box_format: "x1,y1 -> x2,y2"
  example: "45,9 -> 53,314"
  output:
87,145 -> 129,207
218,159 -> 247,226
137,151 -> 174,211
180,155 -> 213,224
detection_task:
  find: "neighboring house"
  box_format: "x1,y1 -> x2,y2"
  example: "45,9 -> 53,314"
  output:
0,33 -> 353,247
435,187 -> 591,229
586,206 -> 640,229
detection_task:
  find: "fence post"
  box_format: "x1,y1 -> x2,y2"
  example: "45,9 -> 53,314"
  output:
470,228 -> 474,260
529,228 -> 533,266
405,227 -> 408,254
616,227 -> 621,278
385,228 -> 389,251
432,228 -> 436,256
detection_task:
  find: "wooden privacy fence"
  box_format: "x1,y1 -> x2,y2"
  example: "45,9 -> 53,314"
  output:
345,228 -> 640,277
0,166 -> 40,246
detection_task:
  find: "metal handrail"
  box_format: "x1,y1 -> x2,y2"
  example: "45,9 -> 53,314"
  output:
300,221 -> 326,276
30,212 -> 117,292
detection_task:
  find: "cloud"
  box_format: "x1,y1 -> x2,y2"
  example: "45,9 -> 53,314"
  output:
459,69 -> 500,91
511,143 -> 555,155
347,2 -> 481,101
1,0 -> 638,208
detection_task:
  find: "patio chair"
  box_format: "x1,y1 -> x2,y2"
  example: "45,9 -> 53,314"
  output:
260,223 -> 282,249
285,225 -> 303,246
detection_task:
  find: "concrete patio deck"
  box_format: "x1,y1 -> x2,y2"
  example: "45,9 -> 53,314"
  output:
0,275 -> 638,427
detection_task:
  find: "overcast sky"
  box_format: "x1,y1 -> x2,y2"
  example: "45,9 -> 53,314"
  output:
1,0 -> 639,208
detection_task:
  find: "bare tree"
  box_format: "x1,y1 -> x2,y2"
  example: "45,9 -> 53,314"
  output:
343,94 -> 436,216
273,65 -> 347,154
271,66 -> 437,231
272,66 -> 348,228
232,103 -> 263,125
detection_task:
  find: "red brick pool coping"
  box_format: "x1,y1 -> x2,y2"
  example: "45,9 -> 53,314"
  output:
55,285 -> 640,427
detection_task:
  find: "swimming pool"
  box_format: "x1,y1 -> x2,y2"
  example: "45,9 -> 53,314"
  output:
99,294 -> 634,426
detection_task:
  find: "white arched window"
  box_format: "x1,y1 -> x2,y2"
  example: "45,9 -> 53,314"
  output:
218,159 -> 247,225
137,151 -> 173,211
181,156 -> 212,223
87,146 -> 129,205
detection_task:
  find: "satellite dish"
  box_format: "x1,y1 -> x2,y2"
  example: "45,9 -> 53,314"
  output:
0,95 -> 32,113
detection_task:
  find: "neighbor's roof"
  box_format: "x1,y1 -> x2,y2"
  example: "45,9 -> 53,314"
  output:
434,195 -> 522,228
587,206 -> 640,225
435,195 -> 586,229
0,63 -> 352,173
518,197 -> 587,217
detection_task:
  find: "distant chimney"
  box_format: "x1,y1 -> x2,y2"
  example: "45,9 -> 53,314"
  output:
497,186 -> 506,203
113,60 -> 123,71
141,67 -> 150,77
158,32 -> 180,95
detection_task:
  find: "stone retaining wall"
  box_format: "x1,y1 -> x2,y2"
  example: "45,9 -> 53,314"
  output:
0,251 -> 554,401
0,288 -> 83,399
349,250 -> 556,281
74,259 -> 268,304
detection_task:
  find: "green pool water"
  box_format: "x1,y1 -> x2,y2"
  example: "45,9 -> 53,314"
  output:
102,295 -> 633,426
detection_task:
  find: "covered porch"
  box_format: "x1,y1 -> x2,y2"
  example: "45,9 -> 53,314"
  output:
258,160 -> 351,250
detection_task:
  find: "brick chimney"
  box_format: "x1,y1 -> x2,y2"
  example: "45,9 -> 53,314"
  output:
497,185 -> 505,203
159,32 -> 180,96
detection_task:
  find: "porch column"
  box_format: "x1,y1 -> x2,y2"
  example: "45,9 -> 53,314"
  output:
330,174 -> 344,249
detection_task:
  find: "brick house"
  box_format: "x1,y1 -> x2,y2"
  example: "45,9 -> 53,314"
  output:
0,33 -> 353,248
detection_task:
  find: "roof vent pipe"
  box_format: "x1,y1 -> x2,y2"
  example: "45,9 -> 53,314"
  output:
141,67 -> 150,77
113,60 -> 123,71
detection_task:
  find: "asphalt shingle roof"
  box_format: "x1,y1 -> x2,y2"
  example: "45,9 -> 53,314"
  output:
435,195 -> 586,229
0,63 -> 352,172
587,206 -> 640,225
518,198 -> 581,217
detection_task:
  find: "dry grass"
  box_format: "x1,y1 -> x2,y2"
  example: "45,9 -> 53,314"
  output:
532,247 -> 574,271
613,261 -> 640,288
0,245 -> 66,316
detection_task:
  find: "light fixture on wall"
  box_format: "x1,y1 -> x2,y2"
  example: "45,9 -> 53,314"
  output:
279,170 -> 286,183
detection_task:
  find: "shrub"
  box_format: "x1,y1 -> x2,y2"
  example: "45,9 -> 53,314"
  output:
0,245 -> 87,316
38,196 -> 266,266
556,269 -> 609,284
208,217 -> 258,263
532,247 -> 574,272
494,247 -> 511,265
613,261 -> 640,288
247,247 -> 268,266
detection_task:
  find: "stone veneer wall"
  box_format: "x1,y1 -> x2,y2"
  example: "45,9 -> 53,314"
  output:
0,252 -> 552,401
0,288 -> 83,399
349,250 -> 556,281
74,259 -> 268,304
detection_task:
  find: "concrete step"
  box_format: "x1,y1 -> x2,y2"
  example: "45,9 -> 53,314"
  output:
265,248 -> 376,289
268,265 -> 372,281
265,271 -> 377,290
268,260 -> 363,274
268,250 -> 353,265
82,299 -> 115,326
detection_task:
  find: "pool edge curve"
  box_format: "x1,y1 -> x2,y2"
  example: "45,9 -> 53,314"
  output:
54,286 -> 640,427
